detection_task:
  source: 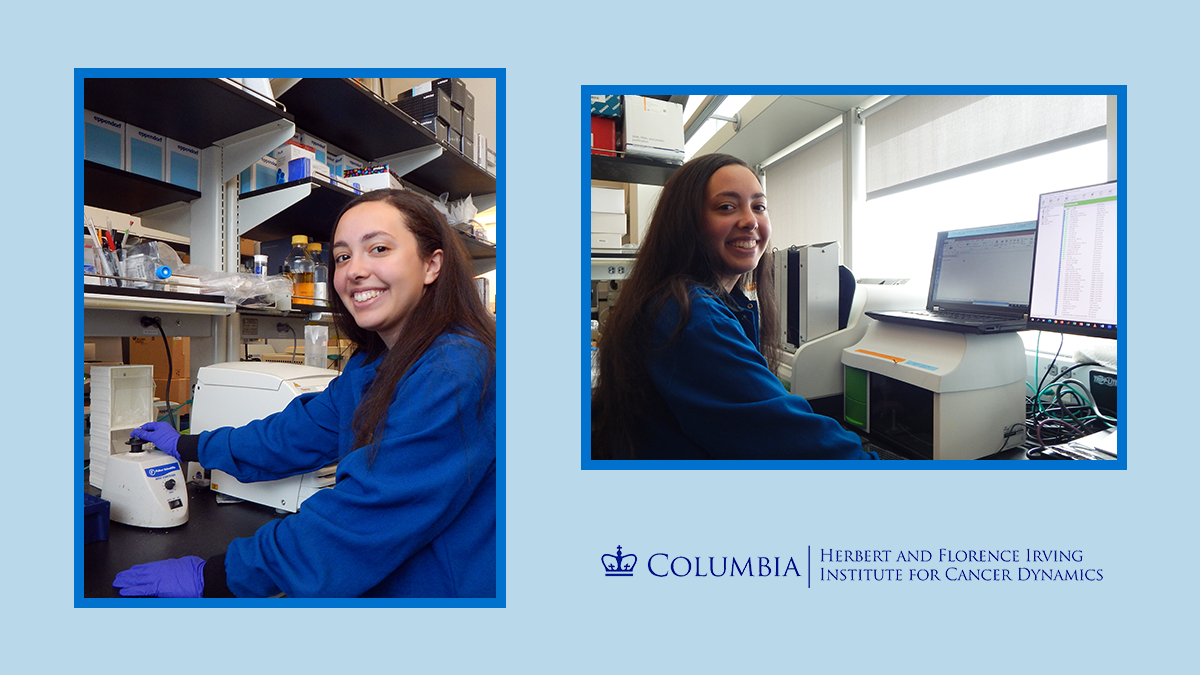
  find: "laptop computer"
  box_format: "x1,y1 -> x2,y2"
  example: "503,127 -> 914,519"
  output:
866,221 -> 1037,334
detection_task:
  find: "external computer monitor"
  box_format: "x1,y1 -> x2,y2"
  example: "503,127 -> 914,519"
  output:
1028,180 -> 1119,339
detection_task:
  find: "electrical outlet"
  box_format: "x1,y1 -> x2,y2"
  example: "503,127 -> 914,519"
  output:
1025,351 -> 1078,392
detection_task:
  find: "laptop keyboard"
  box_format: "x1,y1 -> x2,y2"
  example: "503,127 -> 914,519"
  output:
903,310 -> 1002,323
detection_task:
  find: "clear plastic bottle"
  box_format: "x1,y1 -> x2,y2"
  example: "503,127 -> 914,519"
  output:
307,242 -> 329,307
123,241 -> 173,290
304,323 -> 329,369
287,235 -> 314,306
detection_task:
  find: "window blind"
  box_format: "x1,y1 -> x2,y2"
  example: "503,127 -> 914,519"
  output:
762,127 -> 844,251
865,95 -> 1107,197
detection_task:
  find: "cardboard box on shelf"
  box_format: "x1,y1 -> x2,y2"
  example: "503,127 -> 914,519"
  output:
591,212 -> 627,234
300,132 -> 329,164
239,155 -> 281,194
129,336 -> 190,380
84,109 -> 125,169
272,140 -> 317,168
591,116 -> 618,156
154,378 -> 192,414
284,157 -> 330,183
344,165 -> 402,192
125,124 -> 166,181
590,95 -> 621,119
622,95 -> 685,163
591,186 -> 626,214
84,361 -> 125,377
165,137 -> 202,191
625,183 -> 662,246
591,232 -> 623,249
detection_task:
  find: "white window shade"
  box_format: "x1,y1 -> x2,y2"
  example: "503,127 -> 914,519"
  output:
865,95 -> 1107,197
762,127 -> 844,251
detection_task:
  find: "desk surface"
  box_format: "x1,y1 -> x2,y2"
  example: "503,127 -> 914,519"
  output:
84,481 -> 288,597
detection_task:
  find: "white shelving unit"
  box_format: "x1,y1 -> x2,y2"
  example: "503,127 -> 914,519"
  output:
83,76 -> 498,379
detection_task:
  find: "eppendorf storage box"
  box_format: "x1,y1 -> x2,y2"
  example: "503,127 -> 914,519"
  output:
165,138 -> 202,191
84,109 -> 125,169
622,95 -> 685,163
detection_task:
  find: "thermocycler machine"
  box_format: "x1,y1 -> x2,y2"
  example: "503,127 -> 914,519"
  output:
190,362 -> 339,512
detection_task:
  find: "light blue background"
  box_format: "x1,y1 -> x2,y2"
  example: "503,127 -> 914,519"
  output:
9,1 -> 1196,672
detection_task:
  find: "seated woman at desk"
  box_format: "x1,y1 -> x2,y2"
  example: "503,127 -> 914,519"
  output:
591,153 -> 875,461
118,189 -> 496,598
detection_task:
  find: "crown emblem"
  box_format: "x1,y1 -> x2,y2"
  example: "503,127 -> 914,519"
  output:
602,545 -> 637,576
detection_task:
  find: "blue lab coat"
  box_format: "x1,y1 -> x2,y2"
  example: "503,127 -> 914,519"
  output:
186,333 -> 496,598
633,285 -> 875,460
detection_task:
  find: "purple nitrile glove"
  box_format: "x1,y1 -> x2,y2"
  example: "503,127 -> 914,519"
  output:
113,556 -> 206,598
130,422 -> 181,460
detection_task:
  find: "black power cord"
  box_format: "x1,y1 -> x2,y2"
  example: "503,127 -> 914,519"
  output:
277,323 -> 298,363
140,316 -> 177,430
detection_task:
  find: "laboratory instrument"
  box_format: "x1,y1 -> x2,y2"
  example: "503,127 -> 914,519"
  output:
101,436 -> 189,528
190,362 -> 338,512
842,321 -> 1027,460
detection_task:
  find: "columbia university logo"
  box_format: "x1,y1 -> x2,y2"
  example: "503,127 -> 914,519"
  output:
602,545 -> 637,576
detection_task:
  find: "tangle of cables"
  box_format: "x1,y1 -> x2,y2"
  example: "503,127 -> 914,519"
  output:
1025,337 -> 1117,450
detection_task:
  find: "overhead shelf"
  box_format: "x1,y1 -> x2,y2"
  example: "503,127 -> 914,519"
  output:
591,154 -> 679,186
238,178 -> 360,243
239,177 -> 497,268
83,78 -> 293,150
84,160 -> 201,215
276,79 -> 495,200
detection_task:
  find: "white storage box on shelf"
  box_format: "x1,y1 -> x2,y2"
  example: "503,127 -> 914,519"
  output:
622,95 -> 685,163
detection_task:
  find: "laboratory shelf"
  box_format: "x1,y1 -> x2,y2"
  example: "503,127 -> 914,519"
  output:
83,285 -> 235,315
84,160 -> 202,215
590,248 -> 637,259
276,78 -> 495,200
460,235 -> 497,260
590,153 -> 679,186
239,176 -> 497,269
83,78 -> 293,150
239,177 -> 361,243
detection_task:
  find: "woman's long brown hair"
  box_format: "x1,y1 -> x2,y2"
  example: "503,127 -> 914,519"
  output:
328,189 -> 496,456
591,154 -> 778,459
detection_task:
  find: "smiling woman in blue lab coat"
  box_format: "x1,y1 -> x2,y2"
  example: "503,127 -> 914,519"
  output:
118,189 -> 496,598
591,153 -> 876,461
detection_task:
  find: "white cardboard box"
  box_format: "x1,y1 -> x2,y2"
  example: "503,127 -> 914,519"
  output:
626,183 -> 662,246
623,95 -> 685,163
345,165 -> 402,192
273,140 -> 317,168
591,232 -> 623,249
591,212 -> 627,234
591,186 -> 626,214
